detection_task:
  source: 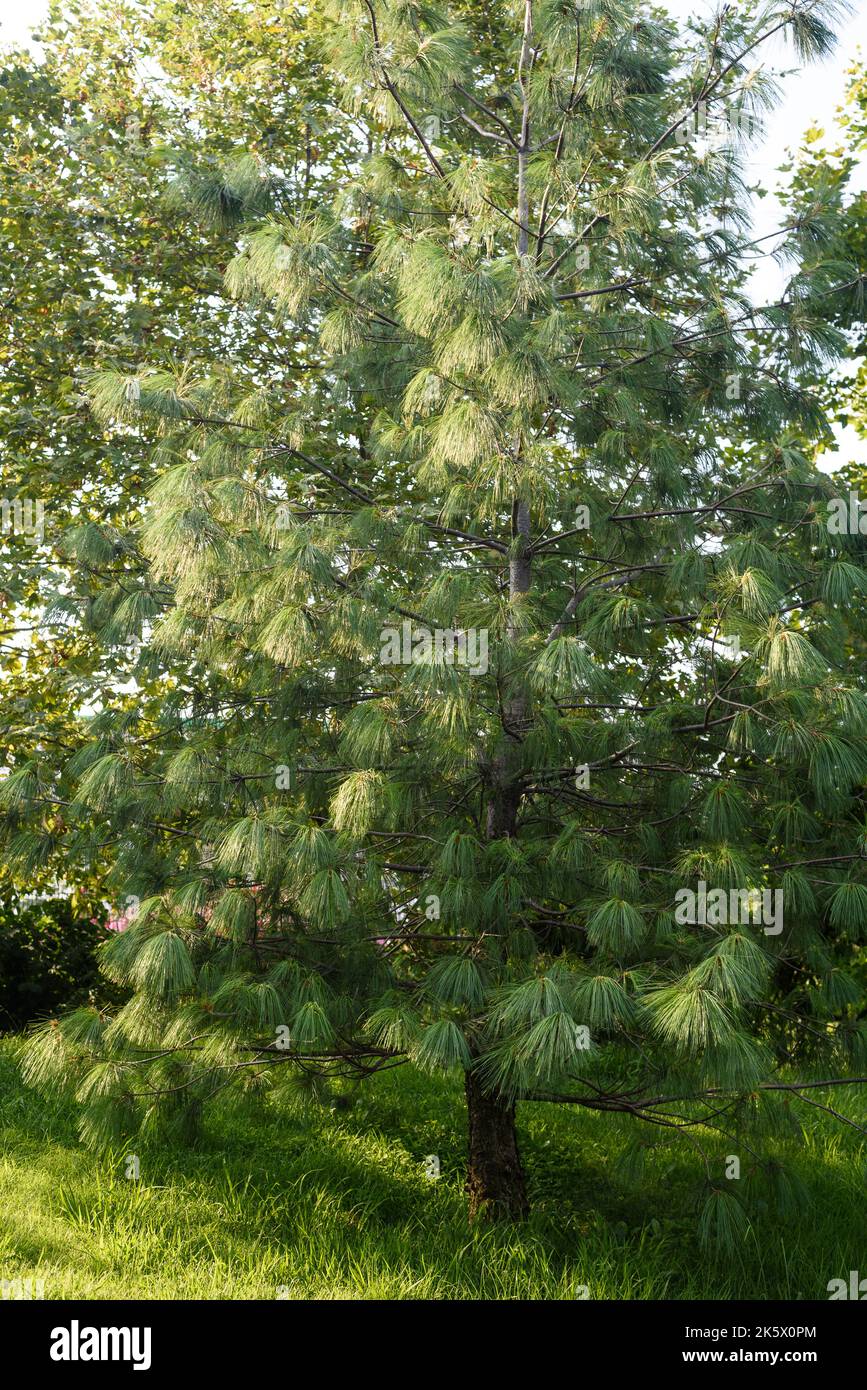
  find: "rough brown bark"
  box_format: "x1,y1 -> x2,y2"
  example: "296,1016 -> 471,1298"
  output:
468,0 -> 536,1225
473,504 -> 531,1220
465,1069 -> 529,1221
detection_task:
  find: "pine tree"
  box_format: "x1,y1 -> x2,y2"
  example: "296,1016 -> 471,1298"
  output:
9,0 -> 867,1226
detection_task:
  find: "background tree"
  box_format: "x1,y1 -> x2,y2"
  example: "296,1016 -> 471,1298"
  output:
0,880 -> 124,1033
11,0 -> 867,1227
0,0 -> 348,899
776,62 -> 867,674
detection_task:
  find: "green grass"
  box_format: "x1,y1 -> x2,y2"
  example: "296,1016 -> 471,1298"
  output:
1,1036 -> 865,1299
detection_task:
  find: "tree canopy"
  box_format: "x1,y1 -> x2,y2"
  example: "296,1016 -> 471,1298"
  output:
6,0 -> 867,1226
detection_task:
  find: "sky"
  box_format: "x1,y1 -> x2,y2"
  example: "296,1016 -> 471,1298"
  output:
1,0 -> 866,464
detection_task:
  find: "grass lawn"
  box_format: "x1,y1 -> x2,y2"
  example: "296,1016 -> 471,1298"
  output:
0,1035 -> 865,1300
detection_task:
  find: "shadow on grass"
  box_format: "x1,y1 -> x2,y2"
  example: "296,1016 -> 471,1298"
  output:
1,1040 -> 865,1298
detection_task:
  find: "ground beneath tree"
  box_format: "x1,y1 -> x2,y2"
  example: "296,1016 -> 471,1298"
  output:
0,1039 -> 862,1300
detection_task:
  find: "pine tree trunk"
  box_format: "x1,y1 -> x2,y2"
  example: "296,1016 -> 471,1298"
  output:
465,1069 -> 529,1221
464,0 -> 536,1228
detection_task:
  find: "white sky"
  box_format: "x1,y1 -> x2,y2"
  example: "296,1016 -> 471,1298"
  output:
0,0 -> 43,50
1,0 -> 866,466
